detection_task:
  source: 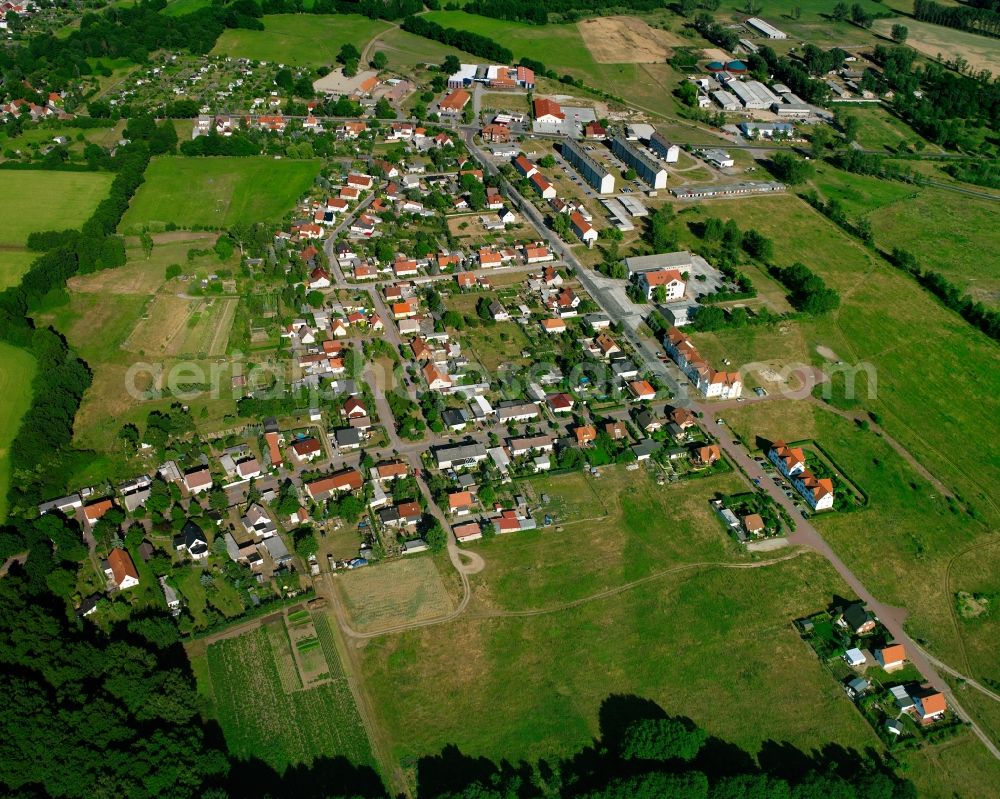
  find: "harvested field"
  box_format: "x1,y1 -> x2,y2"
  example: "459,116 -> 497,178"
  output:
122,295 -> 237,357
334,557 -> 454,633
873,18 -> 1000,75
577,16 -> 684,63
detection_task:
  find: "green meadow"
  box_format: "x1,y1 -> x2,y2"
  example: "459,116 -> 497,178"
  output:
211,14 -> 392,67
121,156 -> 321,231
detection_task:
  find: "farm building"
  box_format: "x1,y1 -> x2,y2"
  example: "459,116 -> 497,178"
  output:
746,17 -> 786,39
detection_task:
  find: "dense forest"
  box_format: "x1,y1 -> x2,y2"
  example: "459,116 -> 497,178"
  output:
913,0 -> 1000,38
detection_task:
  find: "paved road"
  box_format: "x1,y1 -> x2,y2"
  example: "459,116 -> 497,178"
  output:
459,123 -> 1000,759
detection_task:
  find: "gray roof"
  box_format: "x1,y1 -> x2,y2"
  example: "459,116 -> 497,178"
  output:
262,535 -> 291,562
335,427 -> 363,446
632,439 -> 659,458
624,251 -> 693,275
434,442 -> 487,465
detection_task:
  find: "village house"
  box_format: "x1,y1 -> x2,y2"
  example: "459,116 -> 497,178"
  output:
107,548 -> 140,591
183,468 -> 212,495
876,644 -> 907,672
290,437 -> 323,463
175,520 -> 210,560
305,468 -> 363,501
448,491 -> 475,516
453,521 -> 483,542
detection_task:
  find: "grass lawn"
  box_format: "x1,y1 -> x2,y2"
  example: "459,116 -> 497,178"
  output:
867,188 -> 1000,308
809,163 -> 918,219
0,250 -> 37,291
675,194 -> 1000,527
719,401 -> 999,711
477,466 -> 747,611
0,344 -> 37,523
846,105 -> 942,154
900,729 -> 1000,799
423,11 -> 597,73
211,14 -> 391,67
197,622 -> 374,771
360,551 -> 878,773
0,170 -> 112,292
120,156 -> 321,231
162,0 -> 212,15
0,170 -> 113,246
172,567 -> 246,628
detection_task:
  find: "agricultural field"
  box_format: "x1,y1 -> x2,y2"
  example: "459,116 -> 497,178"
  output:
0,170 -> 113,290
872,17 -> 1000,74
32,232 -> 242,458
719,401 -> 999,711
211,14 -> 391,67
0,345 -> 37,522
120,156 -> 321,231
334,558 -> 455,633
0,170 -> 113,244
360,550 -> 878,772
198,615 -> 374,772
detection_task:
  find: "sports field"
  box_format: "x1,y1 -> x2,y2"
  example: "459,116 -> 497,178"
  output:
211,14 -> 391,67
120,156 -> 321,231
0,344 -> 37,522
195,614 -> 374,772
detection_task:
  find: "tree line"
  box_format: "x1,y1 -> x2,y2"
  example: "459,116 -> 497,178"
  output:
261,0 -> 424,21
401,14 -> 514,63
890,248 -> 1000,341
872,44 -> 999,151
463,0 -> 667,24
914,0 -> 1000,38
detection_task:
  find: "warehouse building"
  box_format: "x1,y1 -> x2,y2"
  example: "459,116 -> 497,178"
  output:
746,17 -> 786,39
712,89 -> 741,111
611,134 -> 668,190
671,181 -> 785,200
727,79 -> 781,110
561,138 -> 615,194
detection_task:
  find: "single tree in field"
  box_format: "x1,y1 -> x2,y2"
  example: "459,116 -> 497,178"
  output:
832,2 -> 849,21
891,24 -> 908,43
744,0 -> 762,14
371,51 -> 388,70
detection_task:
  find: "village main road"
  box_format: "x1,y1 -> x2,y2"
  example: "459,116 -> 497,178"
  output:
459,123 -> 1000,760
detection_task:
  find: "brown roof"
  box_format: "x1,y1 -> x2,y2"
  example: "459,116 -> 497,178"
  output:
376,461 -> 408,479
643,268 -> 684,286
449,491 -> 474,509
397,500 -> 421,519
742,513 -> 765,532
533,97 -> 564,120
575,425 -> 597,444
108,548 -> 138,585
440,88 -> 470,110
291,437 -> 322,456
